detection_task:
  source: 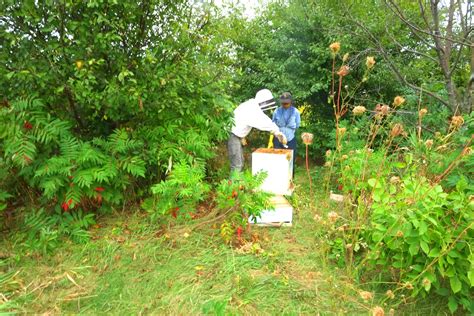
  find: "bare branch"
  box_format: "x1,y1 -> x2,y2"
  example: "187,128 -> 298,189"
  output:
448,29 -> 473,77
418,0 -> 434,33
385,0 -> 438,50
385,0 -> 471,46
444,0 -> 456,58
385,23 -> 438,63
456,0 -> 467,35
344,10 -> 450,107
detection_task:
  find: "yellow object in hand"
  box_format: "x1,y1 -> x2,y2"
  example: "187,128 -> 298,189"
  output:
267,135 -> 274,148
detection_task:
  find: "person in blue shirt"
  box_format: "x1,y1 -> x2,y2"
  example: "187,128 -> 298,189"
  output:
272,92 -> 301,176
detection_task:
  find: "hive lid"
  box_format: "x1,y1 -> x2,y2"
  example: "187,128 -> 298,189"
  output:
254,148 -> 293,154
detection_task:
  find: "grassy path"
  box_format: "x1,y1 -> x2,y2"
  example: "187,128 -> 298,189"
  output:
2,169 -> 427,315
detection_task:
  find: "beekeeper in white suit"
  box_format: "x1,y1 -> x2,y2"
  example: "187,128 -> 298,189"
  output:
228,89 -> 287,174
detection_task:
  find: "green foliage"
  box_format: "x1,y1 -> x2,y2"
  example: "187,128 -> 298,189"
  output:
322,109 -> 473,312
0,0 -> 235,236
0,190 -> 11,213
144,161 -> 210,222
0,99 -> 147,215
216,171 -> 273,244
16,208 -> 95,255
362,175 -> 473,312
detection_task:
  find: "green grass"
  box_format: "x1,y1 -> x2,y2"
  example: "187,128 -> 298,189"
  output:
0,168 -> 450,315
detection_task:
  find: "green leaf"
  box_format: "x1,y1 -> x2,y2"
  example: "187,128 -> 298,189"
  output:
449,276 -> 462,294
409,243 -> 419,256
428,248 -> 440,258
419,221 -> 428,235
368,178 -> 376,187
420,241 -> 429,254
448,296 -> 458,313
468,270 -> 474,287
394,162 -> 406,168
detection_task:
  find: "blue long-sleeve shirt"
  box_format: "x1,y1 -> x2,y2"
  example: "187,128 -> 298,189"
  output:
272,106 -> 301,142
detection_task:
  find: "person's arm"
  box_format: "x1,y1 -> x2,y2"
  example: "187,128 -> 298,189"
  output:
249,108 -> 279,133
272,108 -> 278,123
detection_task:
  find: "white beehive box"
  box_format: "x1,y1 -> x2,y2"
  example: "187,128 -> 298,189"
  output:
251,148 -> 293,196
249,195 -> 293,226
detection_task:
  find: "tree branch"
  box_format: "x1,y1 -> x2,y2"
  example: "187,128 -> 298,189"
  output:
64,86 -> 85,131
385,0 -> 471,46
346,11 -> 450,107
384,23 -> 438,63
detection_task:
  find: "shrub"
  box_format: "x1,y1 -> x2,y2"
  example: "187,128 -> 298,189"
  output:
143,161 -> 211,222
217,171 -> 273,244
0,99 -> 146,215
319,41 -> 473,313
16,208 -> 95,255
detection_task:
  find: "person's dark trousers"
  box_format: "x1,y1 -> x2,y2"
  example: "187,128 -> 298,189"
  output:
273,137 -> 297,178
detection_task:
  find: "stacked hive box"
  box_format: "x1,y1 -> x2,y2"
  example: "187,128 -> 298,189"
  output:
249,148 -> 294,226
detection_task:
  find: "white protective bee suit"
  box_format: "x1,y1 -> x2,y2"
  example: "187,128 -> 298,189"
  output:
228,89 -> 286,174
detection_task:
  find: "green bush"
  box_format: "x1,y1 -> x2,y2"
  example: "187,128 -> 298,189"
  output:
16,208 -> 95,255
363,175 -> 473,313
217,171 -> 273,244
0,98 -> 146,214
143,161 -> 211,222
321,110 -> 473,312
0,0 -> 235,243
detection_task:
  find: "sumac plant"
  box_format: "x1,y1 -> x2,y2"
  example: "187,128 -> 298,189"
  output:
0,98 -> 146,215
217,171 -> 273,244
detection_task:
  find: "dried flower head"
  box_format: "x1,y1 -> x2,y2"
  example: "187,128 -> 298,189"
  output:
422,278 -> 431,288
425,139 -> 433,149
381,104 -> 390,115
341,154 -> 348,160
301,132 -> 314,145
396,230 -> 404,238
418,108 -> 428,118
405,282 -> 414,290
329,42 -> 341,54
462,146 -> 472,156
450,115 -> 464,129
390,176 -> 401,184
337,65 -> 350,77
313,214 -> 322,222
352,105 -> 367,116
393,96 -> 406,107
372,306 -> 385,316
327,211 -> 338,223
345,243 -> 353,250
325,149 -> 332,157
359,291 -> 373,301
337,127 -> 347,137
390,123 -> 404,137
337,224 -> 348,232
385,290 -> 395,299
366,56 -> 376,69
343,53 -> 350,62
324,161 -> 332,167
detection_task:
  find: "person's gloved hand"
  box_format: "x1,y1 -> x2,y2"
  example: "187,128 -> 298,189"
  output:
273,131 -> 288,147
